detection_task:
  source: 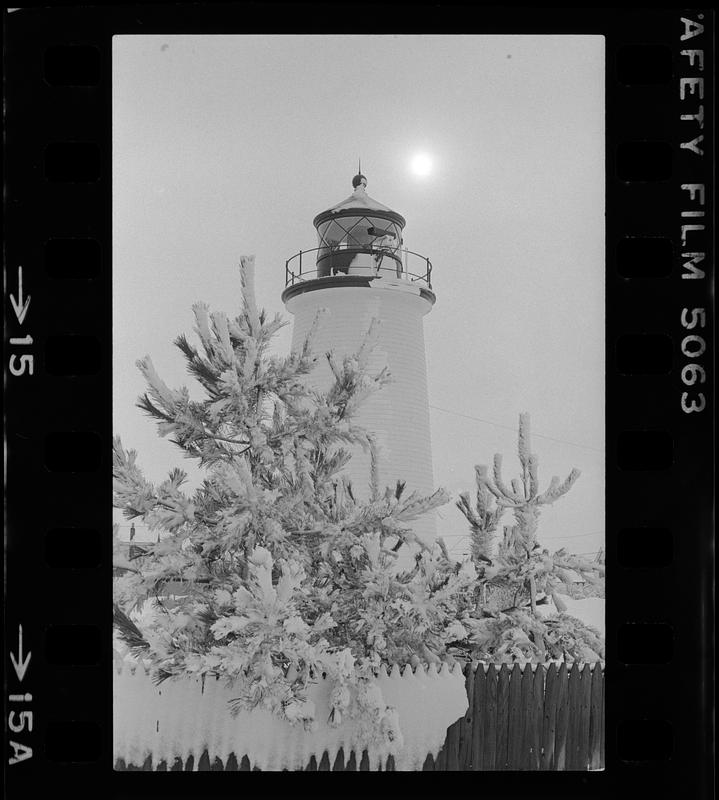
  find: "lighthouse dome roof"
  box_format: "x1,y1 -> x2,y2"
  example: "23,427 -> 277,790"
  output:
313,174 -> 406,228
327,184 -> 394,214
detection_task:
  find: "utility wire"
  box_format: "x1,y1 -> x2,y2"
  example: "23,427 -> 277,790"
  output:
429,405 -> 603,453
542,531 -> 604,541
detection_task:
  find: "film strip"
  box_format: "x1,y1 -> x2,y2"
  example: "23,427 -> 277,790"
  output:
4,7 -> 714,796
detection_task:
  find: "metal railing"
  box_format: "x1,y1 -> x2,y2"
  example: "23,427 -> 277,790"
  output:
284,246 -> 433,290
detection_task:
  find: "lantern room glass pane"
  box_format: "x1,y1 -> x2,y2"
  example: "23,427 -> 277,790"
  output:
345,218 -> 373,247
315,214 -> 405,276
318,216 -> 404,246
317,220 -> 349,246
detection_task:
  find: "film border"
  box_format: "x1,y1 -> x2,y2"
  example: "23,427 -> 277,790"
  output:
3,6 -> 714,798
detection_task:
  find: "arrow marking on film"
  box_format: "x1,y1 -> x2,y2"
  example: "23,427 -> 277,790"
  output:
10,625 -> 31,682
10,266 -> 31,325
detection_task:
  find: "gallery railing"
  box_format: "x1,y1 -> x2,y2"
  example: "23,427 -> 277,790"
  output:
285,246 -> 433,290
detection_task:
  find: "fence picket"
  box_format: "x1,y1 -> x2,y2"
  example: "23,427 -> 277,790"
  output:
541,663 -> 558,770
459,663 -> 475,768
507,664 -> 524,769
519,664 -> 534,769
422,753 -> 436,770
599,665 -> 605,767
530,665 -> 544,770
445,718 -> 461,770
566,663 -> 582,769
495,664 -> 511,770
554,663 -> 569,770
332,748 -> 345,771
484,664 -> 498,770
435,742 -> 447,771
588,664 -> 603,770
578,664 -> 593,769
473,664 -> 487,770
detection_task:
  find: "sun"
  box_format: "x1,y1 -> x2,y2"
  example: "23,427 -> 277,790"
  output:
410,152 -> 433,178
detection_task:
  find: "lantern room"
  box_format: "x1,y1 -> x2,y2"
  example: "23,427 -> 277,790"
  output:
283,171 -> 434,304
312,173 -> 407,278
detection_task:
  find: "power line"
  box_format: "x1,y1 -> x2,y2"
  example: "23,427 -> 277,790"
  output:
429,405 -> 603,453
542,531 -> 604,541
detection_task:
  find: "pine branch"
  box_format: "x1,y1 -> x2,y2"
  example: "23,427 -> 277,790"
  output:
113,604 -> 150,651
174,334 -> 220,389
136,393 -> 174,423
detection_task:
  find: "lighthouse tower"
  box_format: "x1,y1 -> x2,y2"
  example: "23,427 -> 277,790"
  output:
282,172 -> 437,546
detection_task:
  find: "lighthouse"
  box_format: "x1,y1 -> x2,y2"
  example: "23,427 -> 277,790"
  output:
282,171 -> 437,546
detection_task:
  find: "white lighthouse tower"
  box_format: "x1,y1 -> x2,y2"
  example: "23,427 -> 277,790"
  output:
282,171 -> 437,546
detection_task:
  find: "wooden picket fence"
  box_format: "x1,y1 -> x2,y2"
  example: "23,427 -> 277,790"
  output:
436,661 -> 605,771
115,661 -> 604,771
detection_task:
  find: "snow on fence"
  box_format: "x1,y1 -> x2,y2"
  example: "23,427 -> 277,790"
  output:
114,661 -> 604,772
114,659 -> 469,772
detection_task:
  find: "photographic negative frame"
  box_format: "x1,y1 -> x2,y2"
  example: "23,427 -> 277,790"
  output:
4,6 -> 714,797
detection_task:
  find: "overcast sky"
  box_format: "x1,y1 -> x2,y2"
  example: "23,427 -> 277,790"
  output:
113,34 -> 605,556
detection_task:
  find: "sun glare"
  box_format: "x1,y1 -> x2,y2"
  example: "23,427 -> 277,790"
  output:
410,152 -> 433,178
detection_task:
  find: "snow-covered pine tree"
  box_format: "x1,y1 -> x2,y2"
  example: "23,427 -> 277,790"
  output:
113,255 -> 470,745
456,413 -> 604,663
